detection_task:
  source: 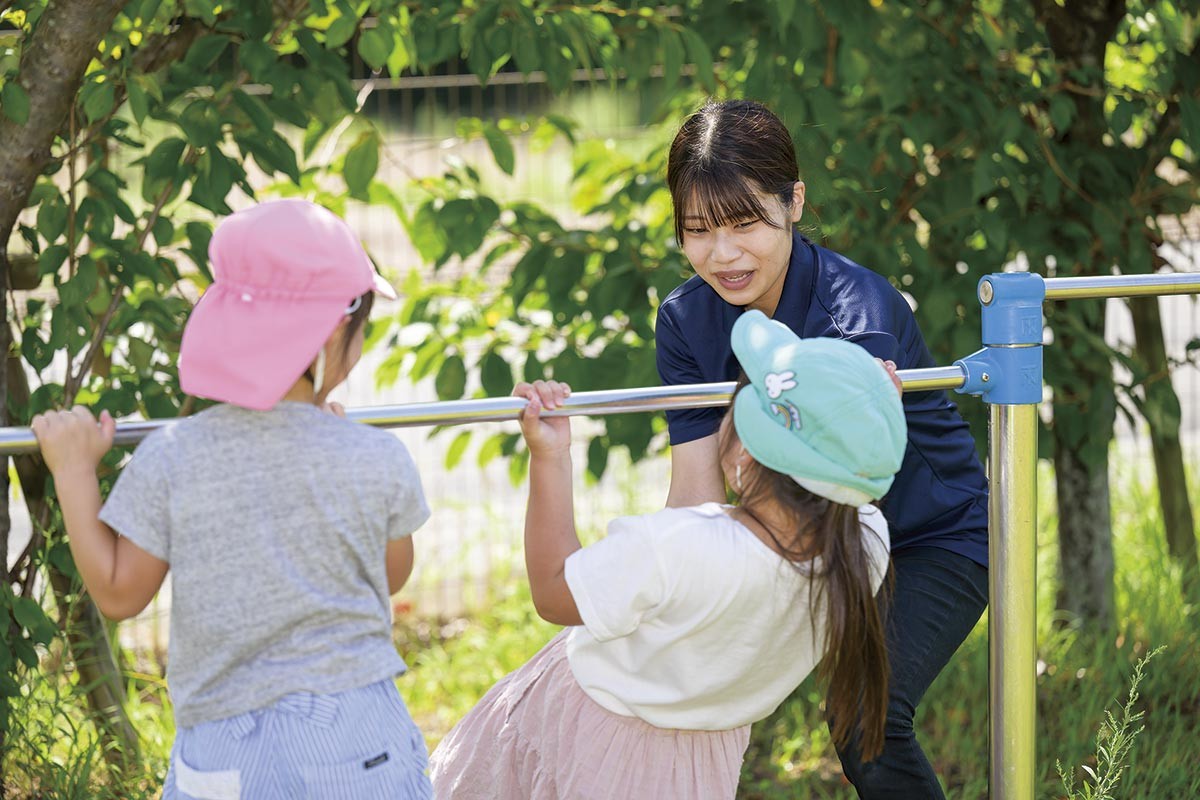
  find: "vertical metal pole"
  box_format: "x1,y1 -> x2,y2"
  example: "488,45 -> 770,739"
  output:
989,403 -> 1038,800
955,272 -> 1046,799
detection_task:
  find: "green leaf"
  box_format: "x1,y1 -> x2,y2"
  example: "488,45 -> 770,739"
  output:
241,133 -> 300,183
1,81 -> 30,125
435,354 -> 467,400
477,432 -> 504,467
445,430 -> 472,469
37,244 -> 68,276
58,258 -> 98,307
440,197 -> 500,258
972,157 -> 994,201
21,328 -> 52,370
180,99 -> 221,146
343,130 -> 380,200
776,0 -> 797,29
36,196 -> 68,244
467,31 -> 495,84
1180,96 -> 1200,157
1049,93 -> 1074,133
82,80 -> 115,124
680,29 -> 716,91
11,597 -> 44,631
483,124 -> 515,175
586,436 -> 608,481
186,34 -> 229,70
407,203 -> 448,264
126,77 -> 150,126
185,221 -> 214,281
1109,97 -> 1133,137
324,8 -> 360,49
480,350 -> 513,397
13,637 -> 38,669
233,90 -> 275,133
661,29 -> 685,90
358,26 -> 391,70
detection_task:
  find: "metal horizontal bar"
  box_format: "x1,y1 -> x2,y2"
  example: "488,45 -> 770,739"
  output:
1044,273 -> 1200,300
0,366 -> 965,456
899,366 -> 967,393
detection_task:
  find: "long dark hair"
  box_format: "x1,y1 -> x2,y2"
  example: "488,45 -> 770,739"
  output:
720,380 -> 892,761
666,99 -> 800,243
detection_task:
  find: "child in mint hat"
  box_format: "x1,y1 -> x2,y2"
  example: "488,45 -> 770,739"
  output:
32,199 -> 433,799
430,309 -> 907,800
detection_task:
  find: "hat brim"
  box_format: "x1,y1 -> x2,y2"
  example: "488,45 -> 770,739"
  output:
180,285 -> 347,410
368,260 -> 398,301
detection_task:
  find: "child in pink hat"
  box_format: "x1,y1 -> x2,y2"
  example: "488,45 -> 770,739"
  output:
33,199 -> 433,799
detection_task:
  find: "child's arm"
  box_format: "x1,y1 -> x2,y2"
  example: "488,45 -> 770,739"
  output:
32,407 -> 168,621
514,380 -> 584,627
385,536 -> 415,595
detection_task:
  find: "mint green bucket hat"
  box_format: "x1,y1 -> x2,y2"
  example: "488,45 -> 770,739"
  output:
730,310 -> 908,506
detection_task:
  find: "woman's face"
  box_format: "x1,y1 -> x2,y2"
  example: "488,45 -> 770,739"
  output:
679,182 -> 804,317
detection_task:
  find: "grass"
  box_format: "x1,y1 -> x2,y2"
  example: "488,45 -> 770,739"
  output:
4,459 -> 1199,799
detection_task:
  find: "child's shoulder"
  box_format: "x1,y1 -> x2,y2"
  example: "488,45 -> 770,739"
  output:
607,503 -> 741,549
611,502 -> 726,527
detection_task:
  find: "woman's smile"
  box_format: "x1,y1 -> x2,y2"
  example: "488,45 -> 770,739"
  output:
714,270 -> 755,291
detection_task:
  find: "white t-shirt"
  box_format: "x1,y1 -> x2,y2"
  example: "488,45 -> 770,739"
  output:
563,502 -> 890,731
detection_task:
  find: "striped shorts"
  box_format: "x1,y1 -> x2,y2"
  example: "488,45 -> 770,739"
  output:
163,679 -> 432,800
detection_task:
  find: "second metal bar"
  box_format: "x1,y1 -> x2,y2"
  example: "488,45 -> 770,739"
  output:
1043,272 -> 1200,300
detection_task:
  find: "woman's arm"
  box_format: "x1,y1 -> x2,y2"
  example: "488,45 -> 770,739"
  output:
33,408 -> 168,620
514,381 -> 584,627
665,434 -> 726,508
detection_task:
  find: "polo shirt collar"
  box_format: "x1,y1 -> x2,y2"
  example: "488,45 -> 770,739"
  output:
769,230 -> 815,330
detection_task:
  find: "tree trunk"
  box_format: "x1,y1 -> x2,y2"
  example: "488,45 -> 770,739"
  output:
0,0 -> 126,239
1052,426 -> 1115,626
0,254 -> 10,800
6,355 -> 140,775
1128,295 -> 1198,589
1034,0 -> 1127,628
1048,298 -> 1117,629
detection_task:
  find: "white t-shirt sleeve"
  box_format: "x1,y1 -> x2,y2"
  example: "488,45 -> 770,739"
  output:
564,515 -> 667,642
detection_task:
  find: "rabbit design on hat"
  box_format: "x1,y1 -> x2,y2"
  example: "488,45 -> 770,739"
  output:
763,370 -> 797,399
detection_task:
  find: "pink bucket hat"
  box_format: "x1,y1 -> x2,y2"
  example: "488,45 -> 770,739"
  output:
179,199 -> 396,410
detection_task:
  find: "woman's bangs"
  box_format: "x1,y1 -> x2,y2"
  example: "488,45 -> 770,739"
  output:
675,170 -> 776,239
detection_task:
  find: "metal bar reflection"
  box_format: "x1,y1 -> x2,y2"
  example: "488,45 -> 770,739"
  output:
0,366 -> 967,456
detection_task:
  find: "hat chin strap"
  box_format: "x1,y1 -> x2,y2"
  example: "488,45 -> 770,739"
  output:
312,349 -> 326,397
791,475 -> 873,507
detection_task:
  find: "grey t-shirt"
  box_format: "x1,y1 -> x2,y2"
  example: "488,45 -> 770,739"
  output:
99,402 -> 429,728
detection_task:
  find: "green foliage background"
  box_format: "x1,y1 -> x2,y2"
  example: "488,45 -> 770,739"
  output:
0,0 -> 1196,795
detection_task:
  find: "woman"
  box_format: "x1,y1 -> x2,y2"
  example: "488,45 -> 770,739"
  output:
655,99 -> 989,799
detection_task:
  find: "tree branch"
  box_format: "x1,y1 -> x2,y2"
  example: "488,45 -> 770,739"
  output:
0,0 -> 126,244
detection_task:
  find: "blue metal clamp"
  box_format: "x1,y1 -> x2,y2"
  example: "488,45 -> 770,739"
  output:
955,273 -> 1045,406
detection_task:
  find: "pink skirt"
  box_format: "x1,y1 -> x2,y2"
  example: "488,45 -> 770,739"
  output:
429,631 -> 751,800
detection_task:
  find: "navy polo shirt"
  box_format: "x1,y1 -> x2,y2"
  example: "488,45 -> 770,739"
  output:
655,231 -> 989,567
